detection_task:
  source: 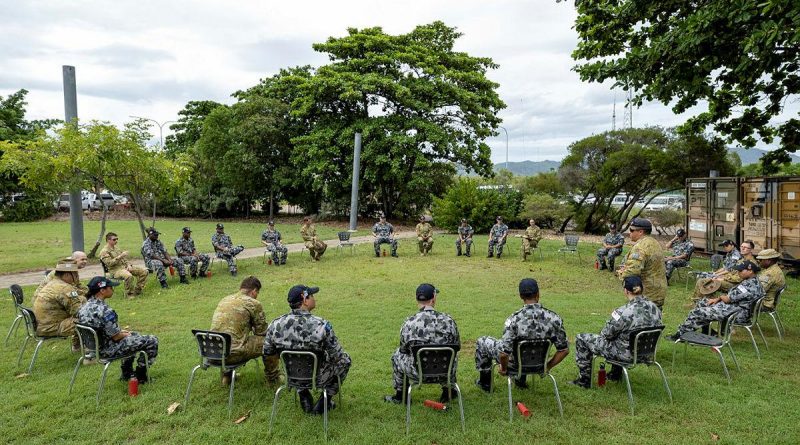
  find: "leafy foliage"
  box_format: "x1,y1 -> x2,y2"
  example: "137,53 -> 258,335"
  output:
432,177 -> 522,233
521,193 -> 571,229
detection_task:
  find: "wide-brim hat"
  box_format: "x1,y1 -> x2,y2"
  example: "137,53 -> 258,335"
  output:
54,258 -> 79,272
756,248 -> 780,260
698,279 -> 722,296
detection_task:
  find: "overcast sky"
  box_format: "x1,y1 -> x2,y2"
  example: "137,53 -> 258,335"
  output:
0,0 -> 770,164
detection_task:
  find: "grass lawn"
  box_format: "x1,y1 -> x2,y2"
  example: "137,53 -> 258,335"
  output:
0,219 -> 342,274
1,235 -> 798,444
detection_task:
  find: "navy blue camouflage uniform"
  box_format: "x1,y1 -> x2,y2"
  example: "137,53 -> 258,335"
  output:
211,233 -> 244,273
488,223 -> 509,257
175,237 -> 210,277
456,224 -> 474,256
391,306 -> 460,390
261,229 -> 288,265
665,239 -> 694,280
142,238 -> 185,281
597,231 -> 625,270
373,222 -> 398,256
675,276 -> 764,336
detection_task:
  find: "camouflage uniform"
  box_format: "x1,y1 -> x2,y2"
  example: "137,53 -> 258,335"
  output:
261,229 -> 288,265
416,222 -> 434,254
574,296 -> 661,380
175,237 -> 210,278
474,303 -> 569,371
99,244 -> 148,297
488,222 -> 509,257
32,277 -> 85,347
391,306 -> 460,390
675,276 -> 764,336
211,233 -> 244,273
373,222 -> 398,256
695,249 -> 741,279
620,235 -> 667,308
33,270 -> 87,304
76,297 -> 158,369
300,223 -> 327,261
759,263 -> 786,310
596,231 -> 625,270
263,309 -> 350,395
455,224 -> 474,256
142,238 -> 186,282
521,224 -> 543,260
690,256 -> 752,301
211,290 -> 280,380
665,239 -> 694,280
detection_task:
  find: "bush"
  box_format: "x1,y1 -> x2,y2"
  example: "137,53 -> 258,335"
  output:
645,207 -> 686,234
0,192 -> 55,222
521,193 -> 571,229
432,178 -> 522,233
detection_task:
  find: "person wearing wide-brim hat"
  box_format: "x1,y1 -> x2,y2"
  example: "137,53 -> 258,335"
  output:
415,215 -> 434,256
77,276 -> 159,382
618,218 -> 668,308
32,258 -> 86,351
755,249 -> 786,311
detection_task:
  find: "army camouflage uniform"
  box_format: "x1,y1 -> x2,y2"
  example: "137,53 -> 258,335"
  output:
620,235 -> 667,308
142,238 -> 186,282
455,224 -> 473,256
373,222 -> 398,257
99,244 -> 149,297
665,239 -> 694,281
488,222 -> 509,257
574,296 -> 661,380
76,297 -> 158,372
261,229 -> 288,265
300,223 -> 327,261
759,263 -> 786,310
211,290 -> 280,381
263,309 -> 350,395
475,303 -> 569,372
521,224 -> 543,261
597,231 -> 625,270
690,255 -> 753,301
175,237 -> 210,278
416,222 -> 434,255
391,306 -> 460,391
32,277 -> 85,347
675,276 -> 764,337
695,249 -> 741,279
33,270 -> 87,304
211,233 -> 244,273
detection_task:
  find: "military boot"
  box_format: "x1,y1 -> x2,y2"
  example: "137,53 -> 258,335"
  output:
298,389 -> 314,413
457,247 -> 462,256
384,389 -> 404,404
475,370 -> 492,392
180,275 -> 189,285
312,395 -> 336,415
159,280 -> 168,289
120,360 -> 135,381
135,365 -> 149,384
439,386 -> 459,403
607,364 -> 623,382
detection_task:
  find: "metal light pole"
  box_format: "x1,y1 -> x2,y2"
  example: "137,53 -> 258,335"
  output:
498,125 -> 509,170
63,65 -> 84,252
349,133 -> 362,232
129,115 -> 175,149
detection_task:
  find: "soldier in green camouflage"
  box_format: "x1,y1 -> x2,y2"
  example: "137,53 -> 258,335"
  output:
301,217 -> 327,261
415,215 -> 434,256
618,218 -> 667,308
32,258 -> 85,350
175,227 -> 210,278
474,278 -> 569,391
570,276 -> 662,388
99,232 -> 149,298
33,251 -> 88,303
211,276 -> 280,386
755,249 -> 786,311
520,219 -> 543,262
664,229 -> 694,282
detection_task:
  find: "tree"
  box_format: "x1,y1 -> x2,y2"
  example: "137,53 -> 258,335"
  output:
432,177 -> 522,233
521,193 -> 570,229
567,0 -> 800,172
516,171 -> 568,199
163,100 -> 224,159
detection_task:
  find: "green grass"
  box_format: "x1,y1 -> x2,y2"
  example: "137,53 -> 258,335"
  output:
0,220 -> 342,274
1,235 -> 798,444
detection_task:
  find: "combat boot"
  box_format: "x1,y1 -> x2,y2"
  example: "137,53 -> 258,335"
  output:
457,248 -> 462,256
475,370 -> 492,392
384,389 -> 404,404
487,252 -> 494,258
607,364 -> 623,382
312,395 -> 336,415
298,389 -> 314,413
120,360 -> 135,381
439,386 -> 459,403
159,280 -> 168,289
135,365 -> 149,384
180,275 -> 189,284
568,376 -> 590,389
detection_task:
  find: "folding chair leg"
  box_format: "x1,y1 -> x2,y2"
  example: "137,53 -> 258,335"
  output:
756,322 -> 768,349
621,368 -> 634,415
711,347 -> 731,385
68,355 -> 83,395
727,344 -> 740,371
744,328 -> 761,359
507,376 -> 513,423
16,336 -> 30,367
453,382 -> 465,432
405,385 -> 413,435
774,313 -> 785,339
97,362 -> 112,407
323,390 -> 329,441
4,315 -> 22,346
547,373 -> 564,418
269,385 -> 286,434
27,339 -> 46,374
184,365 -> 202,410
653,361 -> 673,402
227,369 -> 237,416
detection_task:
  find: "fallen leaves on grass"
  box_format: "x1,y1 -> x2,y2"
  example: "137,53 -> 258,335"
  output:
711,433 -> 720,442
15,373 -> 29,379
167,402 -> 180,415
234,411 -> 251,424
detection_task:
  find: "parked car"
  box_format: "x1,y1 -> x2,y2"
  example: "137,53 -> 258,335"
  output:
645,196 -> 684,211
55,193 -> 71,210
82,192 -> 116,210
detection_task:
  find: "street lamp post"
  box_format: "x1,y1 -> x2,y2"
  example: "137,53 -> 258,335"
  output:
498,125 -> 509,170
129,115 -> 175,149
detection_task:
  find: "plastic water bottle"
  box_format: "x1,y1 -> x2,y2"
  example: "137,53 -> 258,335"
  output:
128,377 -> 139,396
423,399 -> 448,411
594,260 -> 599,270
382,249 -> 387,257
516,402 -> 531,417
169,265 -> 175,276
598,363 -> 606,387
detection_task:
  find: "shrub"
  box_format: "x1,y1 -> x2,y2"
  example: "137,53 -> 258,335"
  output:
521,193 -> 571,229
0,192 -> 55,222
432,178 -> 522,233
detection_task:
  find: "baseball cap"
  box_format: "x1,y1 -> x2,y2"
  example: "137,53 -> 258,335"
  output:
629,218 -> 652,231
416,283 -> 438,301
216,223 -> 224,229
182,227 -> 192,233
147,227 -> 160,235
87,276 -> 120,296
287,285 -> 320,305
732,260 -> 761,273
623,276 -> 643,293
519,278 -> 539,297
718,239 -> 735,247
676,229 -> 686,237
756,248 -> 780,260
268,220 -> 275,225
496,216 -> 503,221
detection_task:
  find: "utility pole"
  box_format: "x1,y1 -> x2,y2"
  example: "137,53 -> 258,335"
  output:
63,66 -> 84,252
348,133 -> 362,231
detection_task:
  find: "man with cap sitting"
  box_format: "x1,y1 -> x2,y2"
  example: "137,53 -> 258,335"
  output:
415,215 -> 434,256
99,232 -> 149,298
755,249 -> 786,311
455,218 -> 474,257
175,227 -> 211,279
211,276 -> 280,386
32,258 -> 86,351
474,278 -> 569,392
664,228 -> 694,283
487,216 -> 509,258
689,240 -> 755,302
596,223 -> 625,272
301,216 -> 328,261
261,221 -> 288,265
212,223 -> 245,276
372,214 -> 398,257
667,260 -> 764,341
77,276 -> 158,382
33,251 -> 89,303
694,240 -> 742,279
570,276 -> 662,388
142,228 -> 187,288
385,284 -> 461,404
618,218 -> 667,308
263,284 -> 351,415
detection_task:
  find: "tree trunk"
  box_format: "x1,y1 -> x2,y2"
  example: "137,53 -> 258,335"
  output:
87,203 -> 109,258
130,193 -> 148,240
269,192 -> 274,221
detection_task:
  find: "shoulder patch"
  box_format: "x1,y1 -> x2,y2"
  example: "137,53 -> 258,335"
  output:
611,310 -> 621,321
631,253 -> 640,260
104,311 -> 117,322
69,291 -> 78,299
324,321 -> 332,333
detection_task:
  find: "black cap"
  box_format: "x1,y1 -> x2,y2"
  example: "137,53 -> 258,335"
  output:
609,223 -> 617,229
182,227 -> 192,233
419,215 -> 426,221
87,276 -> 120,296
268,220 -> 275,225
676,229 -> 686,237
623,276 -> 643,293
496,216 -> 503,221
460,218 -> 467,223
733,260 -> 761,273
629,218 -> 652,230
519,278 -> 539,297
287,285 -> 320,305
718,239 -> 735,247
216,223 -> 224,229
416,283 -> 438,301
147,228 -> 160,235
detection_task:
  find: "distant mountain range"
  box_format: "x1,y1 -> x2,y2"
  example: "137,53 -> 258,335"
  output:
728,146 -> 800,165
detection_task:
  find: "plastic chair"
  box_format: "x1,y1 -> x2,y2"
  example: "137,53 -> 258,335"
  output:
5,285 -> 24,346
69,324 -> 150,407
490,340 -> 563,421
592,326 -> 672,415
732,296 -> 768,358
269,350 -> 343,440
184,330 -> 255,416
335,232 -> 356,255
16,307 -> 70,374
759,286 -> 786,341
558,235 -> 582,261
671,312 -> 739,384
402,344 -> 465,435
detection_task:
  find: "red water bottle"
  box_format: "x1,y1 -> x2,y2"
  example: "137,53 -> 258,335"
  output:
128,377 -> 139,396
206,270 -> 212,278
423,399 -> 448,411
516,402 -> 531,417
382,249 -> 387,257
169,265 -> 175,276
268,258 -> 273,265
598,363 -> 606,387
594,260 -> 599,270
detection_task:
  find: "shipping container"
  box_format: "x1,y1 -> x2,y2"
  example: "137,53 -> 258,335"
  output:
686,177 -> 740,254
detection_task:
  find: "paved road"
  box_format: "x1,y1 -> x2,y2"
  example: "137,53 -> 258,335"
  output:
0,231 -> 419,289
